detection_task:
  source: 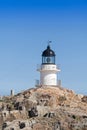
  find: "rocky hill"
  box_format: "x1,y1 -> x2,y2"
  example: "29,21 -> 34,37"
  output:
0,86 -> 87,130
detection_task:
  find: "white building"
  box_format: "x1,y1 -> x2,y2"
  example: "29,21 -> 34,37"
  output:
37,45 -> 60,87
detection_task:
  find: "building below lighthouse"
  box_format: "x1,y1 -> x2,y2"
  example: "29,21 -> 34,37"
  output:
36,44 -> 61,87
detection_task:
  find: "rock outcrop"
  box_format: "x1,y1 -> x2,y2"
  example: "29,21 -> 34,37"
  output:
0,86 -> 87,130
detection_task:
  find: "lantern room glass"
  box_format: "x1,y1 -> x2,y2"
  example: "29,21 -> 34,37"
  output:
42,56 -> 55,64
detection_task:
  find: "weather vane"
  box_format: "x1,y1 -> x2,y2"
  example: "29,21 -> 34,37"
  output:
48,40 -> 52,46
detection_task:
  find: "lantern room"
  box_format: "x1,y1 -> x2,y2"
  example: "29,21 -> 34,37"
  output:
42,45 -> 55,64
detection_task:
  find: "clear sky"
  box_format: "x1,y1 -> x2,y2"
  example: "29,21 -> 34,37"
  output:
0,0 -> 87,95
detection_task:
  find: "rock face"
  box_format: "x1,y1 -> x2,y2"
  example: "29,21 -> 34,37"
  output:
0,86 -> 87,130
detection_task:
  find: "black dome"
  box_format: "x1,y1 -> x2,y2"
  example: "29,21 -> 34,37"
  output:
42,45 -> 55,57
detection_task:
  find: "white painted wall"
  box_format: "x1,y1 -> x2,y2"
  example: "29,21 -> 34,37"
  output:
37,64 -> 61,86
40,72 -> 57,85
40,65 -> 58,86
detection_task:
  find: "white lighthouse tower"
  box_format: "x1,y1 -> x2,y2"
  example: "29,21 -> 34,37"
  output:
37,44 -> 60,87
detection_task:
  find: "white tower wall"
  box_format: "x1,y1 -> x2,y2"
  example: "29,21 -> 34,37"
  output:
38,64 -> 60,86
40,72 -> 57,85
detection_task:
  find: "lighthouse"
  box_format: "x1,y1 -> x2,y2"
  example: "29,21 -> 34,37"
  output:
37,44 -> 60,87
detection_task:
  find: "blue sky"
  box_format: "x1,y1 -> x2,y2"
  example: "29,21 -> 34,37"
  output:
0,0 -> 87,95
